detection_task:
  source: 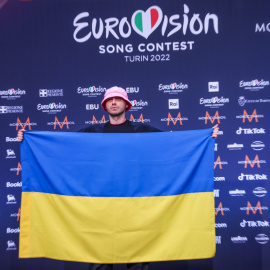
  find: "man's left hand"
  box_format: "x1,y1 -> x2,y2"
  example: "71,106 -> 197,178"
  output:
211,124 -> 219,139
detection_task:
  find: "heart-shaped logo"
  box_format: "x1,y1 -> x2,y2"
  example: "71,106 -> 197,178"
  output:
170,83 -> 176,89
211,97 -> 218,103
251,80 -> 258,86
49,103 -> 55,109
8,88 -> 14,95
89,86 -> 95,92
132,6 -> 163,39
131,100 -> 136,106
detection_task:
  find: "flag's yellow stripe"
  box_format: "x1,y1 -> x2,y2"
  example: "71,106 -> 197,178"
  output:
19,192 -> 215,263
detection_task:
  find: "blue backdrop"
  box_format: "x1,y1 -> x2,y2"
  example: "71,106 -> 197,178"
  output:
0,0 -> 269,269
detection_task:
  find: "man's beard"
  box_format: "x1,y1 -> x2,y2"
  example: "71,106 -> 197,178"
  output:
108,108 -> 126,117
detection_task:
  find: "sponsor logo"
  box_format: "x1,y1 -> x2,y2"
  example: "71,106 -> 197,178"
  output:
10,208 -> 21,221
6,194 -> 16,204
214,176 -> 225,182
215,223 -> 227,228
73,5 -> 218,43
77,86 -> 106,97
238,155 -> 266,168
198,111 -> 226,124
255,234 -> 269,244
253,187 -> 267,197
6,227 -> 20,234
214,156 -> 228,169
126,87 -> 139,94
130,100 -> 148,111
215,202 -> 230,215
199,96 -> 229,108
216,236 -> 222,244
85,115 -> 106,125
214,189 -> 220,197
0,88 -> 26,100
161,112 -> 188,125
251,141 -> 265,151
208,82 -> 219,92
159,82 -> 188,94
241,220 -> 270,228
236,127 -> 265,135
9,117 -> 37,130
39,89 -> 63,97
236,109 -> 264,122
10,162 -> 21,175
239,79 -> 269,91
229,189 -> 246,196
0,106 -> 23,114
6,137 -> 18,143
227,143 -> 244,150
231,236 -> 248,244
238,96 -> 270,106
130,114 -> 150,123
47,116 -> 75,129
6,181 -> 22,188
86,104 -> 99,110
168,99 -> 179,109
240,201 -> 268,215
6,240 -> 17,251
255,23 -> 270,33
6,149 -> 16,159
37,103 -> 67,114
238,173 -> 267,181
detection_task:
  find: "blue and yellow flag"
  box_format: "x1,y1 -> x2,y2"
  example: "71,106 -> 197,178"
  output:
19,129 -> 215,263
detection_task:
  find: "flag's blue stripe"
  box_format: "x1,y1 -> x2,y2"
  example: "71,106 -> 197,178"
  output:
20,129 -> 214,197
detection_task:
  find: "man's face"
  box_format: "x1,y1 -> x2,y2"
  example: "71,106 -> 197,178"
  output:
105,96 -> 128,117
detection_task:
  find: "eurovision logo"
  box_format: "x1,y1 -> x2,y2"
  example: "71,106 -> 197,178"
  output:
0,88 -> 26,100
73,5 -> 219,42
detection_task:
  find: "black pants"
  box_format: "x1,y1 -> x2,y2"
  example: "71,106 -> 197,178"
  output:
90,263 -> 149,270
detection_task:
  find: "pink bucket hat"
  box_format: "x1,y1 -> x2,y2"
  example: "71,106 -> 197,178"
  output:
101,86 -> 132,112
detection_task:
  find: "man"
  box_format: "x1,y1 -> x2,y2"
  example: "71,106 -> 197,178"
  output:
18,86 -> 219,270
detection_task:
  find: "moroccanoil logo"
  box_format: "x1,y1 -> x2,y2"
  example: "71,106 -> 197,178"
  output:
237,155 -> 266,168
17,208 -> 21,222
240,201 -> 269,215
46,116 -> 75,129
84,115 -> 106,125
214,156 -> 228,169
215,202 -> 230,215
9,117 -> 37,130
129,113 -> 150,123
16,117 -> 31,130
235,109 -> 264,122
10,162 -> 21,175
161,112 -> 188,125
198,111 -> 226,124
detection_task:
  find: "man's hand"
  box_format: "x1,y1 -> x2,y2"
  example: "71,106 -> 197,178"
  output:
17,129 -> 25,142
211,124 -> 219,139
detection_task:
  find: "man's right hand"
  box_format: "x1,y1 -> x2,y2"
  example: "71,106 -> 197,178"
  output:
17,129 -> 25,142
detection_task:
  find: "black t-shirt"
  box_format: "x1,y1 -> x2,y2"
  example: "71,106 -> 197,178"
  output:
79,119 -> 161,133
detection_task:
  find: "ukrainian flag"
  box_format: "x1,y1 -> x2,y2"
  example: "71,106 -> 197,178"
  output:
19,129 -> 215,263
